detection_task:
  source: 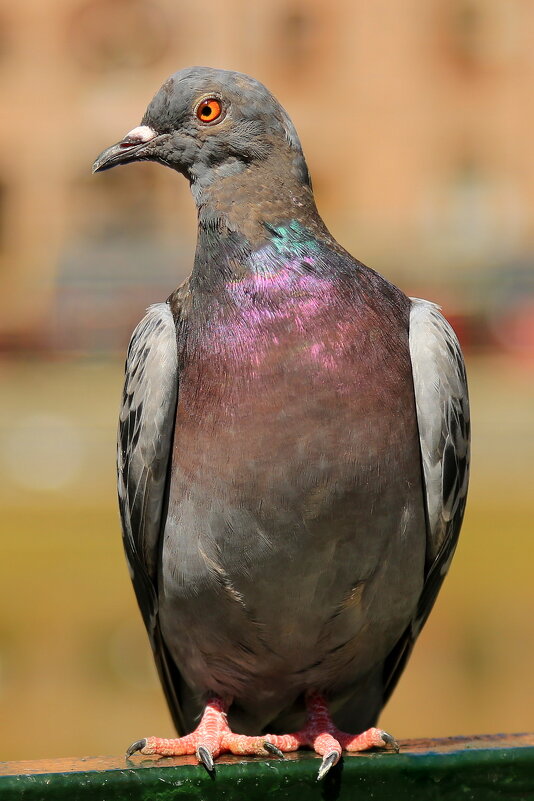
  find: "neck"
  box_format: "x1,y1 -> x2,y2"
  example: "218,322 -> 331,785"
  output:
189,157 -> 331,290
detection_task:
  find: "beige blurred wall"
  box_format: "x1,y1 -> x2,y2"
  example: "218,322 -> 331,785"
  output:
0,0 -> 533,764
0,0 -> 533,341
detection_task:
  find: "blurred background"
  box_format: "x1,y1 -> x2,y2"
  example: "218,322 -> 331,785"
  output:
1,0 -> 533,762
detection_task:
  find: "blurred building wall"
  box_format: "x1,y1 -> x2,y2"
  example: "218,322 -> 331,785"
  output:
1,0 -> 533,761
0,0 -> 532,350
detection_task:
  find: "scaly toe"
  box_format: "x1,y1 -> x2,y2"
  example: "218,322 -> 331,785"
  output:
317,750 -> 340,781
196,744 -> 215,773
126,739 -> 147,757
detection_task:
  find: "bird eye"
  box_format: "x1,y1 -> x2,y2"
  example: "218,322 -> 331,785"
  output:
195,98 -> 223,123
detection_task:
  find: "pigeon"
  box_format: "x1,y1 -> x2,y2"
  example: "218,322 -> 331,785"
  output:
93,66 -> 470,780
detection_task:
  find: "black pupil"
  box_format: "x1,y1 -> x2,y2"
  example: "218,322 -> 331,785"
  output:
201,104 -> 212,117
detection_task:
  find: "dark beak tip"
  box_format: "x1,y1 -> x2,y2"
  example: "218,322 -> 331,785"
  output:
91,147 -> 114,175
91,141 -> 137,175
92,159 -> 112,175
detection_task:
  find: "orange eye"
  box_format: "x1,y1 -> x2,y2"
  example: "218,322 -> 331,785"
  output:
196,98 -> 223,123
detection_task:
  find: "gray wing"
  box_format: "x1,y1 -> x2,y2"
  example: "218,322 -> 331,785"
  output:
117,301 -> 185,731
383,298 -> 470,700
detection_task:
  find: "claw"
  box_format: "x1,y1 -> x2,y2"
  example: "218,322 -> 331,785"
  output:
317,750 -> 340,781
263,741 -> 286,759
196,744 -> 214,773
126,739 -> 147,757
381,732 -> 400,753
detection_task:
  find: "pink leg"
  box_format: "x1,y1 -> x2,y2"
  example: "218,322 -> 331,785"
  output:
127,691 -> 398,779
284,691 -> 399,779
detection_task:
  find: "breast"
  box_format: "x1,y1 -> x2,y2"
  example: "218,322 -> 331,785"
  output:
158,269 -> 426,708
173,269 -> 418,501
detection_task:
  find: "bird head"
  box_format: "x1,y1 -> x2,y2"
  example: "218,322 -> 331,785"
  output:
92,66 -> 310,193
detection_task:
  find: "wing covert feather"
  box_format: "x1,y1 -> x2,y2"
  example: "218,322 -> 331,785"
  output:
409,298 -> 470,586
383,298 -> 470,701
117,301 -> 188,732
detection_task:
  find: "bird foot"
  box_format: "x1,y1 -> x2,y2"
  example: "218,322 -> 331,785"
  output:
126,696 -> 285,772
293,690 -> 399,779
126,691 -> 398,780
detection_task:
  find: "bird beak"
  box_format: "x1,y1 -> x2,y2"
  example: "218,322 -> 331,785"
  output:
92,125 -> 159,173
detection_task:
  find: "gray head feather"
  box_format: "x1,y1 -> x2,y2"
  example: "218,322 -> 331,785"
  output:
139,66 -> 311,188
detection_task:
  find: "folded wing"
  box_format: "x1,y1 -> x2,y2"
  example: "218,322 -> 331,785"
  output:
117,301 -> 185,731
383,298 -> 470,700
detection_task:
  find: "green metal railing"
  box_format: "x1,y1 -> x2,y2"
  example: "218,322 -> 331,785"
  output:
1,733 -> 533,800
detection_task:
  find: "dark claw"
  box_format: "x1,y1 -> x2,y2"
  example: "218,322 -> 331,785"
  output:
126,739 -> 147,757
317,750 -> 339,781
196,744 -> 214,773
381,732 -> 400,753
263,741 -> 285,759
